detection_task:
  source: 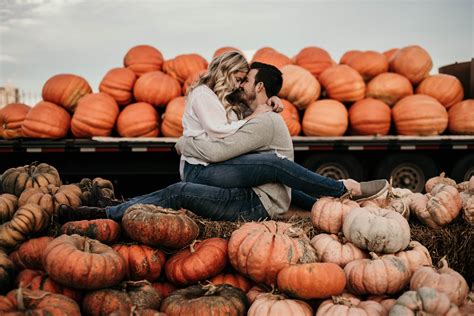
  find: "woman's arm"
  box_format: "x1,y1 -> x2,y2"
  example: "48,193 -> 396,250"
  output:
190,91 -> 247,139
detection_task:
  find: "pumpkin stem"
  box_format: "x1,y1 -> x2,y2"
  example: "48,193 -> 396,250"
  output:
369,252 -> 379,260
337,232 -> 345,243
202,283 -> 218,296
84,238 -> 91,253
189,239 -> 200,253
438,256 -> 449,271
122,280 -> 150,291
16,287 -> 25,310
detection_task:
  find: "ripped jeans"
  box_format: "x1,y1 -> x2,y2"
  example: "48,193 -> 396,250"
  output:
183,152 -> 346,209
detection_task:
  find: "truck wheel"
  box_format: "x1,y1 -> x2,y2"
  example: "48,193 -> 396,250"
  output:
303,154 -> 364,181
451,154 -> 474,182
374,154 -> 438,192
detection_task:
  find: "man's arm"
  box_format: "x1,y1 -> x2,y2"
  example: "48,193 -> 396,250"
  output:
175,115 -> 273,163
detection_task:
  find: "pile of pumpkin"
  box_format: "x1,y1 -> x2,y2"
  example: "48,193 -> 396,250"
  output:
1,44 -> 473,140
0,162 -> 473,315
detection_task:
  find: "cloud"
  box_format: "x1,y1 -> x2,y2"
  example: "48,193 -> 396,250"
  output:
0,54 -> 18,63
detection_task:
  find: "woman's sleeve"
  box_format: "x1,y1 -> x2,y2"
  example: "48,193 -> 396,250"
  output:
192,91 -> 247,139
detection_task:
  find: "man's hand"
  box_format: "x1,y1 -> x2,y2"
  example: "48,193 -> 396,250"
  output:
267,96 -> 284,113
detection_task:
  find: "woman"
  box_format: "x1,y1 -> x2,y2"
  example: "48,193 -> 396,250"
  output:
181,51 -> 388,206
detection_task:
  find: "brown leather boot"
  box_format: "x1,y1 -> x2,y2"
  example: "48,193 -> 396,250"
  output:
57,204 -> 108,224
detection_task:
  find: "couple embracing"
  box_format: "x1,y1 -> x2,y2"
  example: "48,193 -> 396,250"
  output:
59,51 -> 388,222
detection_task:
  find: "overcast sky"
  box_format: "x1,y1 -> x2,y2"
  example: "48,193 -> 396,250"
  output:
0,0 -> 472,105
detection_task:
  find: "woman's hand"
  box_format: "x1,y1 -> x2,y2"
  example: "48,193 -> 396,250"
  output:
267,96 -> 284,113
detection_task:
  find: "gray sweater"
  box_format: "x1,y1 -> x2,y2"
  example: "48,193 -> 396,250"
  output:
175,112 -> 294,218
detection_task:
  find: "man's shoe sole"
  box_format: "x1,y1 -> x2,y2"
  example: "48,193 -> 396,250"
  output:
354,180 -> 390,202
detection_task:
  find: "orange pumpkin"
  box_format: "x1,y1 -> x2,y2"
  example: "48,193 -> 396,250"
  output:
248,293 -> 313,316
277,263 -> 346,299
61,219 -> 121,244
317,296 -> 386,315
389,45 -> 433,85
42,74 -> 92,112
339,50 -> 361,65
21,101 -> 71,139
410,258 -> 469,306
2,288 -> 81,315
302,100 -> 348,136
151,282 -> 176,299
1,162 -> 62,197
161,284 -> 249,316
9,236 -> 53,270
416,74 -> 464,109
99,67 -> 137,106
448,99 -> 474,134
366,72 -> 414,106
344,252 -> 411,295
414,183 -> 462,228
18,184 -> 82,216
310,196 -> 360,233
319,64 -> 366,102
425,172 -> 457,193
0,203 -> 50,249
349,98 -> 391,135
251,47 -> 293,69
383,48 -> 399,61
279,99 -> 301,136
278,65 -> 320,110
134,71 -> 182,107
82,281 -> 162,315
0,249 -> 14,293
213,46 -> 243,58
392,241 -> 432,275
344,51 -> 389,81
228,221 -> 316,286
161,96 -> 185,137
71,92 -> 119,137
116,102 -> 159,137
392,94 -> 448,135
43,234 -> 126,290
112,244 -> 166,282
165,238 -> 228,286
293,46 -> 335,78
310,233 -> 368,267
163,53 -> 208,84
209,273 -> 252,293
15,269 -> 83,303
0,193 -> 17,224
124,44 -> 164,76
121,204 -> 199,249
0,103 -> 30,139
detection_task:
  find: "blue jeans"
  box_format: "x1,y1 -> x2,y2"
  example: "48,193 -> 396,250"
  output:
106,182 -> 269,222
183,153 -> 346,208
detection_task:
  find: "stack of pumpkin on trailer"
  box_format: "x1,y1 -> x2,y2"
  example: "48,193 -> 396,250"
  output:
0,44 -> 473,139
0,162 -> 473,314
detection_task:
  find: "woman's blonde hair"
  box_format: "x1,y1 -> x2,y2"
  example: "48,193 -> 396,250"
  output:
189,51 -> 249,121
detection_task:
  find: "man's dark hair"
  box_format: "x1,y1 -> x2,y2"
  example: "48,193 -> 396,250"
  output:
250,62 -> 283,97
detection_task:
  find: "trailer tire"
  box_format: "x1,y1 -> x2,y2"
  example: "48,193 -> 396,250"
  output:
374,154 -> 438,192
451,154 -> 474,182
303,154 -> 364,181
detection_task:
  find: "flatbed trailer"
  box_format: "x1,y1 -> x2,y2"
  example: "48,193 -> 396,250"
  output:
1,135 -> 473,196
